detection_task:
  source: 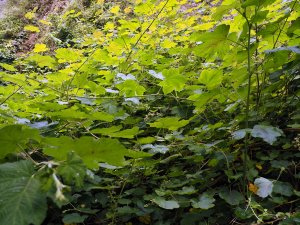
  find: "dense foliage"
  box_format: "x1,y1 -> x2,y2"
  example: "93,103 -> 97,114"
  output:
0,0 -> 299,224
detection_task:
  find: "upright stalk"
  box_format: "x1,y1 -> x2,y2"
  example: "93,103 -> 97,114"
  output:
244,14 -> 252,196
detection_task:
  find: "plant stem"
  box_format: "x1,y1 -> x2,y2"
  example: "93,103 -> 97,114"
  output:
124,0 -> 170,70
244,14 -> 252,196
273,0 -> 298,48
0,85 -> 22,106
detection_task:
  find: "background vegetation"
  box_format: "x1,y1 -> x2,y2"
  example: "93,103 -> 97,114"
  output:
0,0 -> 299,224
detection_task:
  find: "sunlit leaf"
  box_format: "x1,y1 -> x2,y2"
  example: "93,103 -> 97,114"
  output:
159,69 -> 187,94
148,117 -> 189,131
33,43 -> 49,53
24,25 -> 40,32
116,80 -> 146,97
55,48 -> 82,63
26,54 -> 56,68
43,136 -> 147,169
91,126 -> 140,139
198,69 -> 223,90
24,12 -> 35,19
0,63 -> 17,72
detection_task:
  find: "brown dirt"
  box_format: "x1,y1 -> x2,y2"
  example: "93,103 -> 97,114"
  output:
16,0 -> 71,55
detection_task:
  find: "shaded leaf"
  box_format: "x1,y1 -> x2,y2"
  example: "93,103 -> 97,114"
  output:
0,160 -> 47,225
62,213 -> 88,224
273,181 -> 293,197
0,125 -> 40,159
57,152 -> 86,187
219,188 -> 244,206
148,117 -> 189,131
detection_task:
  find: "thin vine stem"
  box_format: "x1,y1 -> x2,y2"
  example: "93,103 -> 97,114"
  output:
65,47 -> 98,100
0,85 -> 22,106
241,9 -> 253,196
273,0 -> 298,48
124,0 -> 170,70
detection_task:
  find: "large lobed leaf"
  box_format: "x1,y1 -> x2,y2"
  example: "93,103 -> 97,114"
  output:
43,136 -> 150,169
0,160 -> 47,225
251,125 -> 284,145
0,125 -> 40,159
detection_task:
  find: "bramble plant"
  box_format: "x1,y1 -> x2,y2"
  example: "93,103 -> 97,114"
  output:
0,0 -> 299,224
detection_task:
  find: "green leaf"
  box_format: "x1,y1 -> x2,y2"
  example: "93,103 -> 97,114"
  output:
137,137 -> 156,144
251,10 -> 269,23
175,186 -> 197,195
287,18 -> 300,37
43,136 -> 147,169
219,188 -> 244,206
117,206 -> 140,214
0,125 -> 40,159
159,69 -> 187,94
251,125 -> 284,145
24,25 -> 40,32
198,69 -> 223,90
91,126 -> 140,139
48,108 -> 87,120
33,43 -> 49,53
91,111 -> 115,122
62,213 -> 88,224
0,160 -> 47,225
191,25 -> 229,42
148,117 -> 189,131
241,0 -> 273,8
271,160 -> 291,169
57,152 -> 86,187
48,108 -> 114,122
191,193 -> 215,209
0,63 -> 17,72
116,80 -> 146,97
191,25 -> 230,57
273,181 -> 293,197
55,48 -> 82,63
212,4 -> 235,21
125,149 -> 152,158
26,54 -> 57,68
152,197 -> 180,209
92,125 -> 122,133
241,0 -> 259,8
